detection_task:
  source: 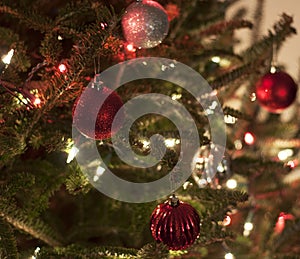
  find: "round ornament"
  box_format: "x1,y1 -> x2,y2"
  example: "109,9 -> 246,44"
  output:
121,0 -> 169,49
191,144 -> 232,188
255,71 -> 298,113
150,195 -> 200,250
72,83 -> 124,140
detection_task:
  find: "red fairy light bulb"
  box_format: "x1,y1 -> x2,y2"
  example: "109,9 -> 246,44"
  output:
222,215 -> 232,226
244,132 -> 255,145
150,195 -> 200,250
287,160 -> 297,169
126,43 -> 136,52
58,63 -> 67,73
100,22 -> 108,30
274,212 -> 295,234
165,3 -> 180,21
275,214 -> 285,234
33,97 -> 41,107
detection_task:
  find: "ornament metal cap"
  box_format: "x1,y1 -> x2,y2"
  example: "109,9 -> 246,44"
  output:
168,194 -> 179,207
90,74 -> 104,90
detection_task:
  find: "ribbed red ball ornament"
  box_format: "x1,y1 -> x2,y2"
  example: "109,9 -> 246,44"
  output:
255,71 -> 298,113
150,195 -> 200,250
73,86 -> 123,140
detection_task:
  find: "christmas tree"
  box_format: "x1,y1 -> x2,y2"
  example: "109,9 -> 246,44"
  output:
0,0 -> 299,258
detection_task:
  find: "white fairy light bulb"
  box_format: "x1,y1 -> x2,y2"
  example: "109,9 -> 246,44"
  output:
2,49 -> 14,64
226,179 -> 237,189
224,252 -> 235,259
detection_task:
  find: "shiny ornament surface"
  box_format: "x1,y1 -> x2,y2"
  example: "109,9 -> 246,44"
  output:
150,195 -> 200,250
191,144 -> 232,188
73,85 -> 123,140
122,0 -> 169,49
255,71 -> 298,113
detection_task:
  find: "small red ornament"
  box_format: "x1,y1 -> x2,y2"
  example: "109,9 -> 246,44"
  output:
150,195 -> 200,250
73,86 -> 124,140
255,71 -> 298,113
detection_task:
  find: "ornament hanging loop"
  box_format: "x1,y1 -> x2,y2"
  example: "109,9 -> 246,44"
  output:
93,54 -> 101,76
91,55 -> 104,89
270,41 -> 278,73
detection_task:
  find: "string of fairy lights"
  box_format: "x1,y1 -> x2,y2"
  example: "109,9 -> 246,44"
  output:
1,31 -> 298,259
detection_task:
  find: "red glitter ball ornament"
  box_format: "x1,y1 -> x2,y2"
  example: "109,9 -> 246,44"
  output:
73,86 -> 123,140
122,0 -> 169,49
150,195 -> 200,250
255,71 -> 298,113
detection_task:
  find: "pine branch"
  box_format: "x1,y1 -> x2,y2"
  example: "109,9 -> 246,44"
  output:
191,188 -> 248,208
168,0 -> 197,40
1,157 -> 68,218
273,255 -> 300,259
223,106 -> 251,120
0,172 -> 35,199
0,131 -> 25,167
36,244 -> 138,259
242,13 -> 296,63
0,217 -> 19,259
53,2 -> 114,37
38,7 -> 120,107
189,1 -> 232,34
65,164 -> 92,195
0,5 -> 53,32
264,138 -> 300,149
137,243 -> 168,259
250,0 -> 265,44
232,157 -> 289,178
197,49 -> 243,60
273,219 -> 300,252
55,0 -> 93,25
197,226 -> 234,246
209,62 -> 255,90
0,27 -> 30,72
261,213 -> 281,252
189,187 -> 248,224
40,31 -> 63,63
199,19 -> 253,36
195,49 -> 243,72
0,199 -> 63,247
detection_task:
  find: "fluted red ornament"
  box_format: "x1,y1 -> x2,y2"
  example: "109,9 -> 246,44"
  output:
150,195 -> 200,250
255,71 -> 298,113
72,86 -> 123,140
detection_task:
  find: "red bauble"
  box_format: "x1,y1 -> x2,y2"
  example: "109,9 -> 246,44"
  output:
255,71 -> 298,113
73,86 -> 123,140
121,0 -> 169,49
150,195 -> 200,250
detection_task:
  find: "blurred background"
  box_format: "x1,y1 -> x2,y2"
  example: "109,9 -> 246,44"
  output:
228,0 -> 300,80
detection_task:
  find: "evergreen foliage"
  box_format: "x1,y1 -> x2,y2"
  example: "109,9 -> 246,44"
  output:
0,0 -> 299,258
